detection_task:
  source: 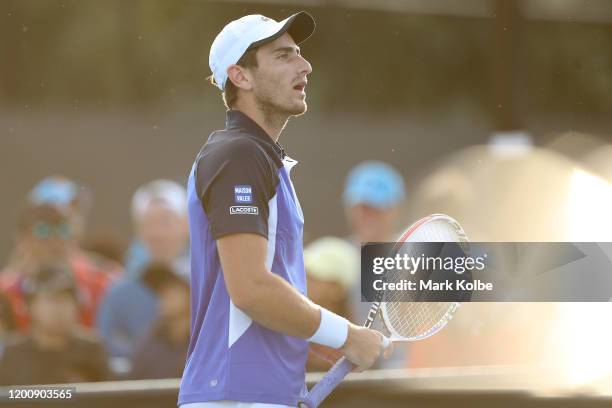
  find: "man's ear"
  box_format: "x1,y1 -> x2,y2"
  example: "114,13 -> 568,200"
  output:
227,65 -> 253,91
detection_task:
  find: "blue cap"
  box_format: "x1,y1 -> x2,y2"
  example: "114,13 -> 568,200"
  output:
29,176 -> 78,209
343,161 -> 406,208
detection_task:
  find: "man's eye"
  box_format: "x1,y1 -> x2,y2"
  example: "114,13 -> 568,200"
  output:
277,53 -> 288,59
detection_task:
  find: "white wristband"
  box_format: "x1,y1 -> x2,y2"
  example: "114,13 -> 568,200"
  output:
307,308 -> 349,349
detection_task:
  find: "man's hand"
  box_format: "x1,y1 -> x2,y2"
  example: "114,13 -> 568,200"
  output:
340,324 -> 394,371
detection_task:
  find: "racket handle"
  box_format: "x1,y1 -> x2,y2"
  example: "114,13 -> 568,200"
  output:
298,357 -> 353,408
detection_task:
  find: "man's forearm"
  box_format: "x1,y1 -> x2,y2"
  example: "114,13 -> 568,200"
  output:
233,268 -> 320,338
217,233 -> 348,347
218,234 -> 385,368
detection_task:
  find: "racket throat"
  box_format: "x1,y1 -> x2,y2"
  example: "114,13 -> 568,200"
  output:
365,301 -> 381,328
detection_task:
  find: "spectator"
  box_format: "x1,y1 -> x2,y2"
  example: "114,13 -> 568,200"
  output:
0,203 -> 116,329
343,161 -> 407,368
127,180 -> 189,278
304,237 -> 359,372
96,180 -> 189,373
343,161 -> 406,314
344,161 -> 406,245
25,176 -> 122,274
27,176 -> 91,244
305,237 -> 358,319
130,263 -> 189,379
28,176 -> 122,276
30,177 -> 128,266
0,264 -> 109,385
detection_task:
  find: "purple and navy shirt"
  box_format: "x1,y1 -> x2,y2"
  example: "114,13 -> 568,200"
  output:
179,110 -> 307,406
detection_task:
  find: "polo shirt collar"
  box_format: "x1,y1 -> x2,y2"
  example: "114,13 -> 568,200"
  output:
226,109 -> 286,158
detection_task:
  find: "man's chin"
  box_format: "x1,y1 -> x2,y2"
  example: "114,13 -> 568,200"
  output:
260,97 -> 307,117
288,101 -> 308,117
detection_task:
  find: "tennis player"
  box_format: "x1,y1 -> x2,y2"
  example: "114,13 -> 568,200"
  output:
179,11 -> 390,408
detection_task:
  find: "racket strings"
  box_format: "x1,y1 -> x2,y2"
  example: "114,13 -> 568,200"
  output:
385,302 -> 451,338
382,219 -> 466,340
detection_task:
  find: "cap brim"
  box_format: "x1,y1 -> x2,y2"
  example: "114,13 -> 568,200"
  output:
248,11 -> 315,50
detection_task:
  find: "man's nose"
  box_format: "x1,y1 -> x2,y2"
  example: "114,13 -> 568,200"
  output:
298,55 -> 312,76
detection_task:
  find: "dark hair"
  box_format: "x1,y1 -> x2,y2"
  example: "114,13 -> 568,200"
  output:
209,48 -> 259,109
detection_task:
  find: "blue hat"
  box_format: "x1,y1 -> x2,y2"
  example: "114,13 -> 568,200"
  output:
343,161 -> 405,208
29,176 -> 78,209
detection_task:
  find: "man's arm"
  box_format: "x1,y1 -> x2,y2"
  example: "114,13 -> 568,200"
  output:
217,233 -> 392,370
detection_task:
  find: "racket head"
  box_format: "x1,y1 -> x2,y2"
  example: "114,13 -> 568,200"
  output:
380,214 -> 468,341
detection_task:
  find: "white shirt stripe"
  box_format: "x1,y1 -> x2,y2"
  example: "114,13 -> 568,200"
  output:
227,193 -> 278,348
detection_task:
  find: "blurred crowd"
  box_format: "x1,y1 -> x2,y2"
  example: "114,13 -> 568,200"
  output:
0,161 -> 410,386
0,177 -> 191,385
2,138 -> 609,386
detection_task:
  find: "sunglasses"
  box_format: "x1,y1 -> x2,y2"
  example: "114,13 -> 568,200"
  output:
32,222 -> 72,240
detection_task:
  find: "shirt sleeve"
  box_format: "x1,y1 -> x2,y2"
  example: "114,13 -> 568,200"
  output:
196,138 -> 278,239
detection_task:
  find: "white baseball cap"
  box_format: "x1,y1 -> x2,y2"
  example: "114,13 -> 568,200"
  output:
209,11 -> 315,90
131,179 -> 187,222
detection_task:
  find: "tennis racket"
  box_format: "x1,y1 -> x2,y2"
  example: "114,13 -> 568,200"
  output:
298,213 -> 469,408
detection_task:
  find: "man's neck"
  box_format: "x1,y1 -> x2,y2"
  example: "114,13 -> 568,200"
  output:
233,102 -> 288,142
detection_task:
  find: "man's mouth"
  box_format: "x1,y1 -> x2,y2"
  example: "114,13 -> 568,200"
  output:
293,81 -> 307,93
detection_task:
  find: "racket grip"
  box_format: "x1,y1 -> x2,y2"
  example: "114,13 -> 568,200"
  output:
298,357 -> 353,408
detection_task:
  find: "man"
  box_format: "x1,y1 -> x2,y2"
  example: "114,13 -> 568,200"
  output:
96,179 -> 189,371
126,179 -> 190,279
343,161 -> 407,369
0,264 -> 108,385
26,176 -> 122,275
0,203 -> 115,329
343,161 -> 406,245
28,176 -> 91,244
179,12 -> 390,408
